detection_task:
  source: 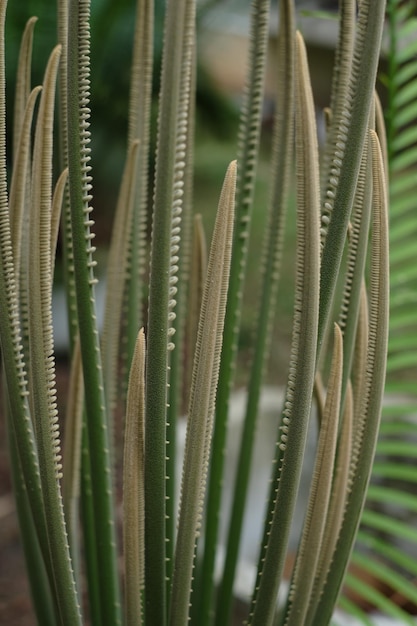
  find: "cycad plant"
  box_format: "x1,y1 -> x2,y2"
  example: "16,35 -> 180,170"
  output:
1,0 -> 415,624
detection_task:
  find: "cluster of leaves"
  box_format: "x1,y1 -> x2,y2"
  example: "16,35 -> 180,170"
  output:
0,0 -> 415,625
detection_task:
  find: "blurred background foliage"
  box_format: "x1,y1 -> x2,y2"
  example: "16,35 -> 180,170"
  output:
5,0 -> 239,224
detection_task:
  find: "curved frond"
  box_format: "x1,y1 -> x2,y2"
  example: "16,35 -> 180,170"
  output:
169,160 -> 236,626
9,85 -> 42,279
28,43 -> 82,624
0,2 -> 55,610
283,324 -> 343,626
13,16 -> 37,159
250,31 -> 321,626
312,129 -> 390,626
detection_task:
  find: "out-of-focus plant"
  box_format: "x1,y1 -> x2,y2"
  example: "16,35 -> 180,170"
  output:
2,0 -> 415,625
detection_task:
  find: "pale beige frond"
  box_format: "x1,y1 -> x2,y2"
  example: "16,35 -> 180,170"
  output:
62,333 -> 84,570
374,91 -> 388,183
183,213 -> 207,411
9,85 -> 42,279
102,140 -> 139,419
123,328 -> 146,626
13,16 -> 37,160
170,161 -> 236,626
62,333 -> 84,515
314,372 -> 326,425
51,168 -> 68,270
285,324 -> 343,626
28,44 -> 62,457
308,380 -> 354,621
352,281 -> 369,416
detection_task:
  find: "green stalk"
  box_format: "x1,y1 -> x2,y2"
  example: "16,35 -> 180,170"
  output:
144,0 -> 191,621
125,0 -> 153,365
318,0 -> 386,357
67,0 -> 121,622
250,31 -> 321,626
166,5 -> 196,600
214,2 -> 295,623
337,135 -> 372,408
198,2 -> 270,621
80,421 -> 102,626
57,0 -> 79,350
319,0 -> 354,214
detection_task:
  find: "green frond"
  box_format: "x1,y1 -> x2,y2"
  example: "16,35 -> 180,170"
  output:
344,569 -> 415,625
165,0 -> 196,590
373,15 -> 417,616
367,484 -> 417,511
144,0 -> 195,620
200,1 -> 272,619
338,596 -> 374,626
337,130 -> 372,405
318,0 -> 386,356
214,2 -> 296,622
319,0 -> 355,218
357,530 -> 417,578
67,0 -> 122,621
57,0 -> 78,352
124,0 -> 154,363
371,462 -> 417,483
